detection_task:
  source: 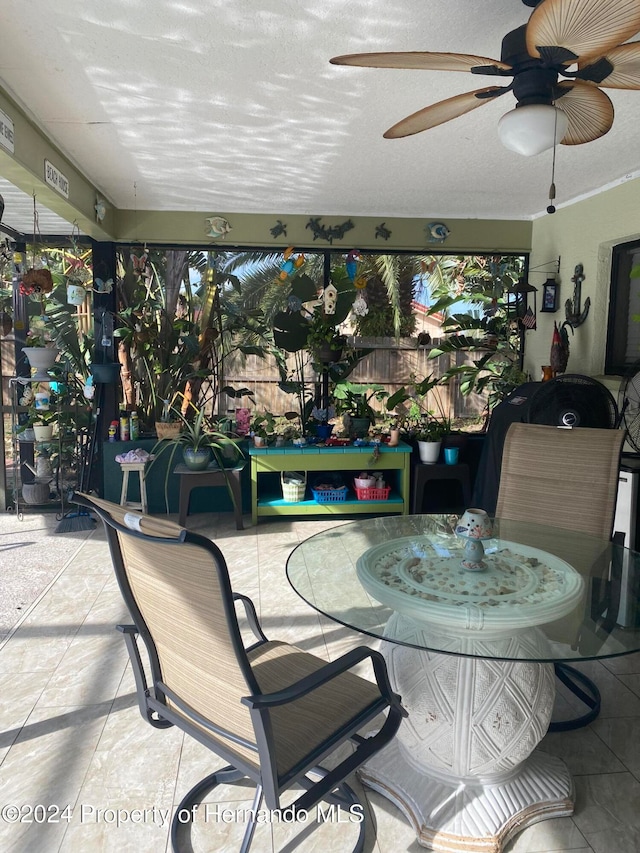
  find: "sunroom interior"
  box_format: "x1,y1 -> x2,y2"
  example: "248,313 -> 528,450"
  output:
2,2 -> 640,852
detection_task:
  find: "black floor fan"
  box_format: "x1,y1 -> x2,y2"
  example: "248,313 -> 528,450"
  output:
525,374 -> 619,429
619,361 -> 640,451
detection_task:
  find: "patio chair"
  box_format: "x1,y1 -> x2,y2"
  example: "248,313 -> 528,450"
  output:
494,423 -> 625,730
495,422 -> 624,539
73,492 -> 405,853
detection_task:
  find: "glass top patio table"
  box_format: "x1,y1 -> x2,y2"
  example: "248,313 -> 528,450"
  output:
286,514 -> 640,662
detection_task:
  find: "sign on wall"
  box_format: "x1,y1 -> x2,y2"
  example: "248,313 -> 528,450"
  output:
0,109 -> 14,153
44,159 -> 69,198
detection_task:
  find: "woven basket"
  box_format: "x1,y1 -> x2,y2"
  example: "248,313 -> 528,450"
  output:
281,471 -> 306,502
155,421 -> 182,440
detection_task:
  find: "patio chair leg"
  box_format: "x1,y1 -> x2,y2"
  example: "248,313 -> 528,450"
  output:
239,783 -> 264,853
295,766 -> 367,853
549,662 -> 601,732
170,765 -> 254,853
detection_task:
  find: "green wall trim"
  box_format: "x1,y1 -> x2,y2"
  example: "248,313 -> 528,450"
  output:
113,210 -> 532,252
0,86 -> 115,239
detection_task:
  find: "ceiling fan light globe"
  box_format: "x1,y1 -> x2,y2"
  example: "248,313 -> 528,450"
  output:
498,104 -> 568,156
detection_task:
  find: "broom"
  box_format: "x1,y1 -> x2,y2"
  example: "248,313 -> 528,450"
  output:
54,390 -> 101,533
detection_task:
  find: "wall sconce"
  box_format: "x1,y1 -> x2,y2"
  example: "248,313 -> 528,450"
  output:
525,257 -> 562,316
540,278 -> 559,313
508,278 -> 538,329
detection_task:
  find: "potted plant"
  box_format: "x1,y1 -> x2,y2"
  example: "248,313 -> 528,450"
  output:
251,411 -> 277,447
309,405 -> 336,440
21,318 -> 60,379
114,248 -> 263,436
333,382 -> 388,439
149,405 -> 246,514
414,418 -> 452,464
152,407 -> 244,471
31,407 -> 58,443
270,413 -> 303,445
155,396 -> 183,440
306,312 -> 346,363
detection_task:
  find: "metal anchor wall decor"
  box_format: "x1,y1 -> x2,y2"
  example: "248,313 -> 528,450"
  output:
565,263 -> 590,328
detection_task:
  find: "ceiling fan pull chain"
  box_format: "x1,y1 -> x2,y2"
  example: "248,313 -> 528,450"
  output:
546,108 -> 560,214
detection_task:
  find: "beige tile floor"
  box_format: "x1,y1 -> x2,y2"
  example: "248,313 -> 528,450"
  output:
1,508 -> 640,853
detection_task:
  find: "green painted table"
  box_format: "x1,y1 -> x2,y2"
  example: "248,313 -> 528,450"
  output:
249,441 -> 412,524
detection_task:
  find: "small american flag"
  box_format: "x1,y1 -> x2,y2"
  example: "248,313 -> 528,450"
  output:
521,307 -> 537,329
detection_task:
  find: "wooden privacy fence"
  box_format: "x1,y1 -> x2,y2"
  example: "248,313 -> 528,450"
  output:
220,340 -> 485,422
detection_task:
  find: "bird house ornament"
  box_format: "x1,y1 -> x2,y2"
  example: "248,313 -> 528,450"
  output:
323,282 -> 338,315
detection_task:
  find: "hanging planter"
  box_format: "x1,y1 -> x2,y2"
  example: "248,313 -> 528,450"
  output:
20,268 -> 54,296
90,362 -> 121,384
22,347 -> 59,380
66,283 -> 86,306
316,340 -> 344,363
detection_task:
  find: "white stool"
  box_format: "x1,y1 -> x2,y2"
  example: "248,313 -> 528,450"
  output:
119,462 -> 148,514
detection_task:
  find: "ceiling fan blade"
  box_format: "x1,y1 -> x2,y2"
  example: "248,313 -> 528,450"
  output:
330,51 -> 511,74
527,0 -> 640,64
555,80 -> 614,144
579,41 -> 640,88
383,87 -> 506,139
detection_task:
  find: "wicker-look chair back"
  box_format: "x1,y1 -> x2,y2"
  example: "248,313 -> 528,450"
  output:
494,425 -> 625,733
495,423 -> 624,539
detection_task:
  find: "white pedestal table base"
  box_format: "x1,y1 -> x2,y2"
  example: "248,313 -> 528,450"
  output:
361,613 -> 574,852
361,743 -> 573,853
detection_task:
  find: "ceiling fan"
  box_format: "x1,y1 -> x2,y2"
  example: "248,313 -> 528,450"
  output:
330,0 -> 640,156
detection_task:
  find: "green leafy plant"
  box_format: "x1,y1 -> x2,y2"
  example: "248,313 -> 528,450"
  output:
152,406 -> 244,459
385,374 -> 454,441
413,418 -> 451,442
305,311 -> 346,357
114,249 -> 265,432
149,403 -> 246,513
251,411 -> 278,440
333,382 -> 388,424
424,255 -> 527,419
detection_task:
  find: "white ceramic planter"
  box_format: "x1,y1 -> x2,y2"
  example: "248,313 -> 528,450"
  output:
66,284 -> 86,305
22,347 -> 59,380
417,439 -> 441,464
32,423 -> 54,442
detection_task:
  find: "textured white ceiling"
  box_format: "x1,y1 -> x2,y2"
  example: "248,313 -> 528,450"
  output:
1,0 -> 639,234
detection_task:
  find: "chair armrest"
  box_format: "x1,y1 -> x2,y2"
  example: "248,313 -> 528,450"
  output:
233,593 -> 268,643
242,646 -> 405,715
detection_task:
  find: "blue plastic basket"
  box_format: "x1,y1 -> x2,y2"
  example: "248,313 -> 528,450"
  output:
311,486 -> 348,503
